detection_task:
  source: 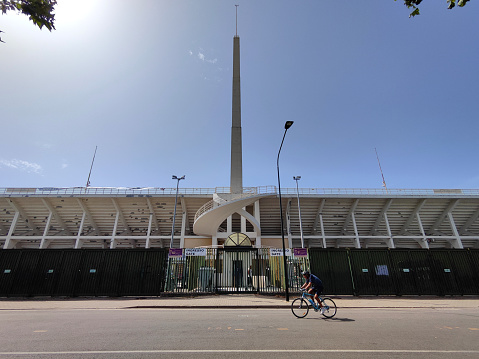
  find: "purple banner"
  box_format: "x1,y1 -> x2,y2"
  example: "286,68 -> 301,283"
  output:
168,248 -> 183,258
293,248 -> 308,257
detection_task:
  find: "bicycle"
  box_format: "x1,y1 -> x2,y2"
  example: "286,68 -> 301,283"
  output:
291,290 -> 337,318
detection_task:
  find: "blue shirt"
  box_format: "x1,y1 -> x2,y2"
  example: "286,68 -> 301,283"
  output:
307,274 -> 323,288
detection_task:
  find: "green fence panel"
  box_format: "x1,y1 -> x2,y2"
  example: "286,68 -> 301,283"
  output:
9,251 -> 42,296
32,250 -> 65,296
469,250 -> 479,293
309,249 -> 354,295
73,250 -> 105,296
446,250 -> 478,295
388,250 -> 420,295
428,250 -> 461,295
96,250 -> 124,296
0,250 -> 22,296
52,250 -> 83,296
120,251 -> 147,296
349,250 -> 397,296
141,250 -> 168,296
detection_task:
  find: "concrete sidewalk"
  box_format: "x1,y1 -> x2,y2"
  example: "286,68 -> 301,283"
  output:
1,294 -> 478,310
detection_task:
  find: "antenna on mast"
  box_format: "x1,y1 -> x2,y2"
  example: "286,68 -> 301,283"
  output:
86,146 -> 98,188
375,148 -> 388,192
235,4 -> 239,36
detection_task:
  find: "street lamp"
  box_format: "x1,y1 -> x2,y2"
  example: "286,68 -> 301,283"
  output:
170,175 -> 185,249
277,120 -> 293,301
293,176 -> 304,248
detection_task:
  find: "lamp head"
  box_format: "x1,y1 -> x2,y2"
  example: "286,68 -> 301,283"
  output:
284,121 -> 294,130
294,176 -> 301,181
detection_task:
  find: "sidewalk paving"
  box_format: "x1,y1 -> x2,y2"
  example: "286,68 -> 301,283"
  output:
1,294 -> 478,310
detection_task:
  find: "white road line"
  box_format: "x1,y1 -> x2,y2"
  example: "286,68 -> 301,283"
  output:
0,350 -> 478,355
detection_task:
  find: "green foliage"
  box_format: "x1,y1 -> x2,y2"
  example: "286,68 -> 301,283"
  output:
397,0 -> 471,17
1,0 -> 57,32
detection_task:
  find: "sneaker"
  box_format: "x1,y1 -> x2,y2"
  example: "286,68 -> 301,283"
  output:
319,307 -> 326,314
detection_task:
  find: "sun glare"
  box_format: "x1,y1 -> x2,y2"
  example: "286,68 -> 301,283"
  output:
54,0 -> 97,27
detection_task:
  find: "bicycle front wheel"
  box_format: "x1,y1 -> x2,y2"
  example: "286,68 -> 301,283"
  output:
320,297 -> 337,318
291,298 -> 309,318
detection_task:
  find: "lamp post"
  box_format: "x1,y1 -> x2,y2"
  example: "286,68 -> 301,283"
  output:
293,176 -> 304,248
277,120 -> 293,301
170,175 -> 185,249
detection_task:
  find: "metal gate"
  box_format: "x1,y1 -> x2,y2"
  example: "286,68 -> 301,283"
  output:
216,248 -> 258,293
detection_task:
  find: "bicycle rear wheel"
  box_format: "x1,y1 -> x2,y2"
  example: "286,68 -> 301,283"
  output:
291,298 -> 309,318
320,297 -> 337,318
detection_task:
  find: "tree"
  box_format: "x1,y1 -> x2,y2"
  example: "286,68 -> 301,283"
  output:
1,0 -> 56,42
399,0 -> 471,17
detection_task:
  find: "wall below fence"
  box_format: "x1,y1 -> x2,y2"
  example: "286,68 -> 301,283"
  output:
0,249 -> 478,297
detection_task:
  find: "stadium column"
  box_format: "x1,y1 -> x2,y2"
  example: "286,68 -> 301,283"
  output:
254,200 -> 262,248
3,211 -> 19,249
110,211 -> 120,249
39,212 -> 53,249
146,213 -> 153,249
75,212 -> 86,249
286,198 -> 293,248
448,212 -> 464,249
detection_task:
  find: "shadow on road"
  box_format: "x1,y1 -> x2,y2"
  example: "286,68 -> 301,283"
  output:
307,316 -> 355,322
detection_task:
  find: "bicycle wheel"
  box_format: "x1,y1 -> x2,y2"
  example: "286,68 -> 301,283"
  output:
320,297 -> 337,318
291,298 -> 309,318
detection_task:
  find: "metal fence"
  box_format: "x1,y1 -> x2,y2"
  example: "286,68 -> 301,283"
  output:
309,248 -> 479,296
164,248 -> 309,295
0,249 -> 168,297
0,248 -> 477,297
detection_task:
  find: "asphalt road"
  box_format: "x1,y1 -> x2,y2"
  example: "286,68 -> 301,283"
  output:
1,307 -> 478,358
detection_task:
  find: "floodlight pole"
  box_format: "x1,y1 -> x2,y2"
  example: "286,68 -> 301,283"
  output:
277,120 -> 293,302
170,175 -> 185,249
294,176 -> 304,248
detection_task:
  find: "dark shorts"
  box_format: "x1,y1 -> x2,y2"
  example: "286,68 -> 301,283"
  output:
311,286 -> 323,295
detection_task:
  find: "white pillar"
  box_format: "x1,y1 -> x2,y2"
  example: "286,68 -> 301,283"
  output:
416,212 -> 429,249
180,210 -> 187,248
384,213 -> 395,249
146,213 -> 153,249
448,212 -> 464,249
110,212 -> 120,249
4,211 -> 20,249
352,212 -> 360,248
40,212 -> 53,249
75,212 -> 86,249
254,200 -> 261,248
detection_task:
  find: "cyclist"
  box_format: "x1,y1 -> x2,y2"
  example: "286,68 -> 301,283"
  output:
301,271 -> 324,312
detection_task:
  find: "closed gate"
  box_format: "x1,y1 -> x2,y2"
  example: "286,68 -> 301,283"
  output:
216,248 -> 258,293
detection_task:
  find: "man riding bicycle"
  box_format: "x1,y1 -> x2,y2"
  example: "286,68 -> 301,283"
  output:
301,271 -> 324,312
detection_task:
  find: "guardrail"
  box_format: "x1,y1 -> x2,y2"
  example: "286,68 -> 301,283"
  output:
1,186 -> 478,197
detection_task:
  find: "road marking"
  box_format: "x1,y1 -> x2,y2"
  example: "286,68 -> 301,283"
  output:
234,328 -> 244,331
33,330 -> 47,333
277,328 -> 289,330
469,328 -> 479,331
1,350 -> 478,355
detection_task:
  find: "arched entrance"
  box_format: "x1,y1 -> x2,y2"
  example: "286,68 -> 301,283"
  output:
218,233 -> 257,293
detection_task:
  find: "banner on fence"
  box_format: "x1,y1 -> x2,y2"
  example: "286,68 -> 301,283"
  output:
168,248 -> 183,258
293,248 -> 308,257
270,248 -> 292,257
185,248 -> 207,257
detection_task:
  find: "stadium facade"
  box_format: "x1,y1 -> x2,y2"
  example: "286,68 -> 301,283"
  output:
1,30 -> 479,252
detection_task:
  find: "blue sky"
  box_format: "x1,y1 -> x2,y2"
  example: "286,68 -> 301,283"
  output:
1,0 -> 478,190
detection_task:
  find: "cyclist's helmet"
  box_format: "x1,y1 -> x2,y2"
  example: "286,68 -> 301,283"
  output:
302,271 -> 310,277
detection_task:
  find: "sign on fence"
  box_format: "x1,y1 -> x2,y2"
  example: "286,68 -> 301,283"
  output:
168,248 -> 183,258
293,248 -> 308,257
270,248 -> 292,257
185,248 -> 207,257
